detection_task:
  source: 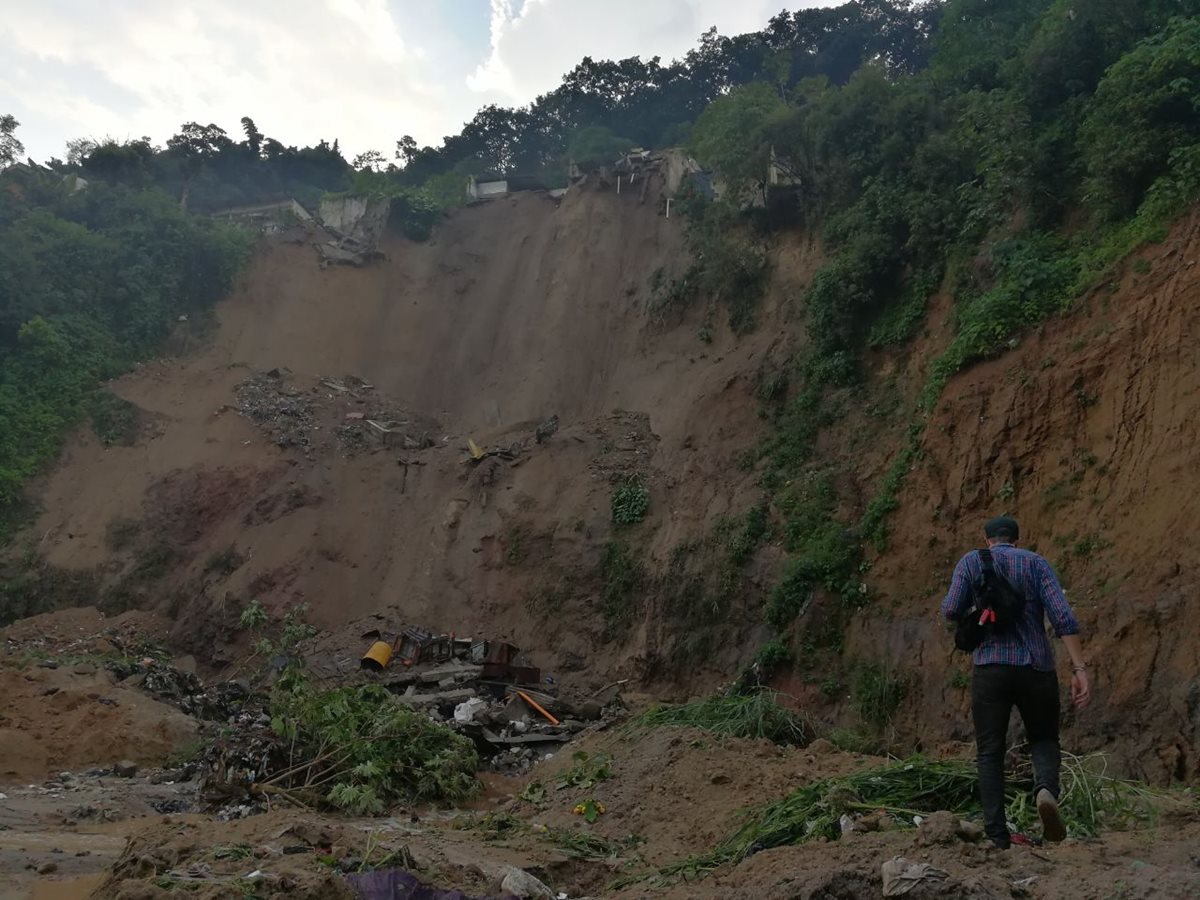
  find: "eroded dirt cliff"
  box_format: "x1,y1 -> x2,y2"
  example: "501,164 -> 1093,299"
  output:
13,181 -> 1200,782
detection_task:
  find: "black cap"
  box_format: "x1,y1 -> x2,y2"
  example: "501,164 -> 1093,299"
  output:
985,516 -> 1019,541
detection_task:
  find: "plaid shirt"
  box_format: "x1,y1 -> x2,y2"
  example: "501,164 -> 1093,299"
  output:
941,542 -> 1080,672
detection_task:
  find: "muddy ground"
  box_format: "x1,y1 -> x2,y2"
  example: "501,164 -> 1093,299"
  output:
3,609 -> 1199,900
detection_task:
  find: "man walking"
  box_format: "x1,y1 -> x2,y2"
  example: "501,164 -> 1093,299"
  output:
942,516 -> 1092,848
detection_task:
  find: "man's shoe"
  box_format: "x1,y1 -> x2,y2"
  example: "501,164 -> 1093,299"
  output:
1037,788 -> 1067,842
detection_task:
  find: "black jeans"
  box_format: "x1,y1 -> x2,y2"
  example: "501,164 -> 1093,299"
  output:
972,664 -> 1061,846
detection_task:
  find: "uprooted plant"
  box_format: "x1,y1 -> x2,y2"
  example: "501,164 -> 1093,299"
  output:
261,673 -> 481,814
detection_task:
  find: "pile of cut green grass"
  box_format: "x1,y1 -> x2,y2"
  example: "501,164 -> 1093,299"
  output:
633,689 -> 811,745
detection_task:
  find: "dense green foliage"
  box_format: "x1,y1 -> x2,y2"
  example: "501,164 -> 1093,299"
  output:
0,173 -> 250,526
611,475 -> 651,525
270,678 -> 480,813
75,120 -> 351,213
669,0 -> 1200,659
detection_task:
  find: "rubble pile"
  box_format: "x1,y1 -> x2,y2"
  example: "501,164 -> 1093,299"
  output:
199,718 -> 292,820
194,622 -> 626,817
234,369 -> 441,457
106,657 -> 250,721
362,627 -> 623,774
585,410 -> 658,484
234,369 -> 321,451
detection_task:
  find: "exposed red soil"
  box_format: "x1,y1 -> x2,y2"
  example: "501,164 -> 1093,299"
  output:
8,179 -> 1200,800
849,211 -> 1200,784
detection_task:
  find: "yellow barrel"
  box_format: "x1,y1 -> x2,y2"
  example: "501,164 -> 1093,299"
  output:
361,640 -> 393,671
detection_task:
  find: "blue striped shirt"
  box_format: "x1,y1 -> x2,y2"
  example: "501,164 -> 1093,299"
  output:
941,542 -> 1080,672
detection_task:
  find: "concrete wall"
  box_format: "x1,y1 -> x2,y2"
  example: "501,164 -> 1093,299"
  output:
468,179 -> 508,200
318,196 -> 390,245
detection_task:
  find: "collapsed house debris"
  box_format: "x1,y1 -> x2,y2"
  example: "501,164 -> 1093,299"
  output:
314,195 -> 390,267
193,619 -> 625,817
107,656 -> 250,721
353,623 -> 618,769
234,369 -> 440,456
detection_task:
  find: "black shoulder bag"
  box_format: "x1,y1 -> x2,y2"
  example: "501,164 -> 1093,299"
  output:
954,548 -> 1028,653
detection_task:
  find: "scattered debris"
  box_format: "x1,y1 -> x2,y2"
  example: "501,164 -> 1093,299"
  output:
454,697 -> 489,723
107,656 -> 249,721
881,856 -> 950,896
234,369 -> 440,457
514,690 -> 560,726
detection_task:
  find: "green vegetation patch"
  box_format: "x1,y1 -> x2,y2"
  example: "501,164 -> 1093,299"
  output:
611,475 -> 650,526
634,689 -> 811,746
269,678 -> 481,814
656,754 -> 1195,880
599,540 -> 644,636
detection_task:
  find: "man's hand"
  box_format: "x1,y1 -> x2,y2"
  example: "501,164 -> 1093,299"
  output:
1071,669 -> 1091,708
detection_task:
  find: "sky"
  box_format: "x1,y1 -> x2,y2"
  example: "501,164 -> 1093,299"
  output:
1,0 -> 836,164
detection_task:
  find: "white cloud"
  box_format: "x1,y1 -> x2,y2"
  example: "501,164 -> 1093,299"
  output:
467,0 -> 836,102
0,0 -> 447,162
1,0 -> 838,163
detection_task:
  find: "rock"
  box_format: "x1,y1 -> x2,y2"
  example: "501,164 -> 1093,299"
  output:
113,761 -> 139,778
500,867 -> 554,900
73,663 -> 97,676
858,813 -> 884,832
957,818 -> 985,842
577,700 -> 603,721
917,810 -> 961,846
37,861 -> 58,875
808,737 -> 835,754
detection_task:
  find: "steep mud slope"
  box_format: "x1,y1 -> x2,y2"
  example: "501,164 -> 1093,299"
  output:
848,211 -> 1200,782
23,175 -> 1199,780
24,177 -> 817,689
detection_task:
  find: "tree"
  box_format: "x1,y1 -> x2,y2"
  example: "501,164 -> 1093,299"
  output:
81,139 -> 156,186
352,150 -> 387,172
1081,17 -> 1200,219
565,126 -> 633,169
1,115 -> 24,168
689,82 -> 788,198
240,117 -> 264,157
395,135 -> 418,166
166,122 -> 233,160
65,138 -> 98,167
